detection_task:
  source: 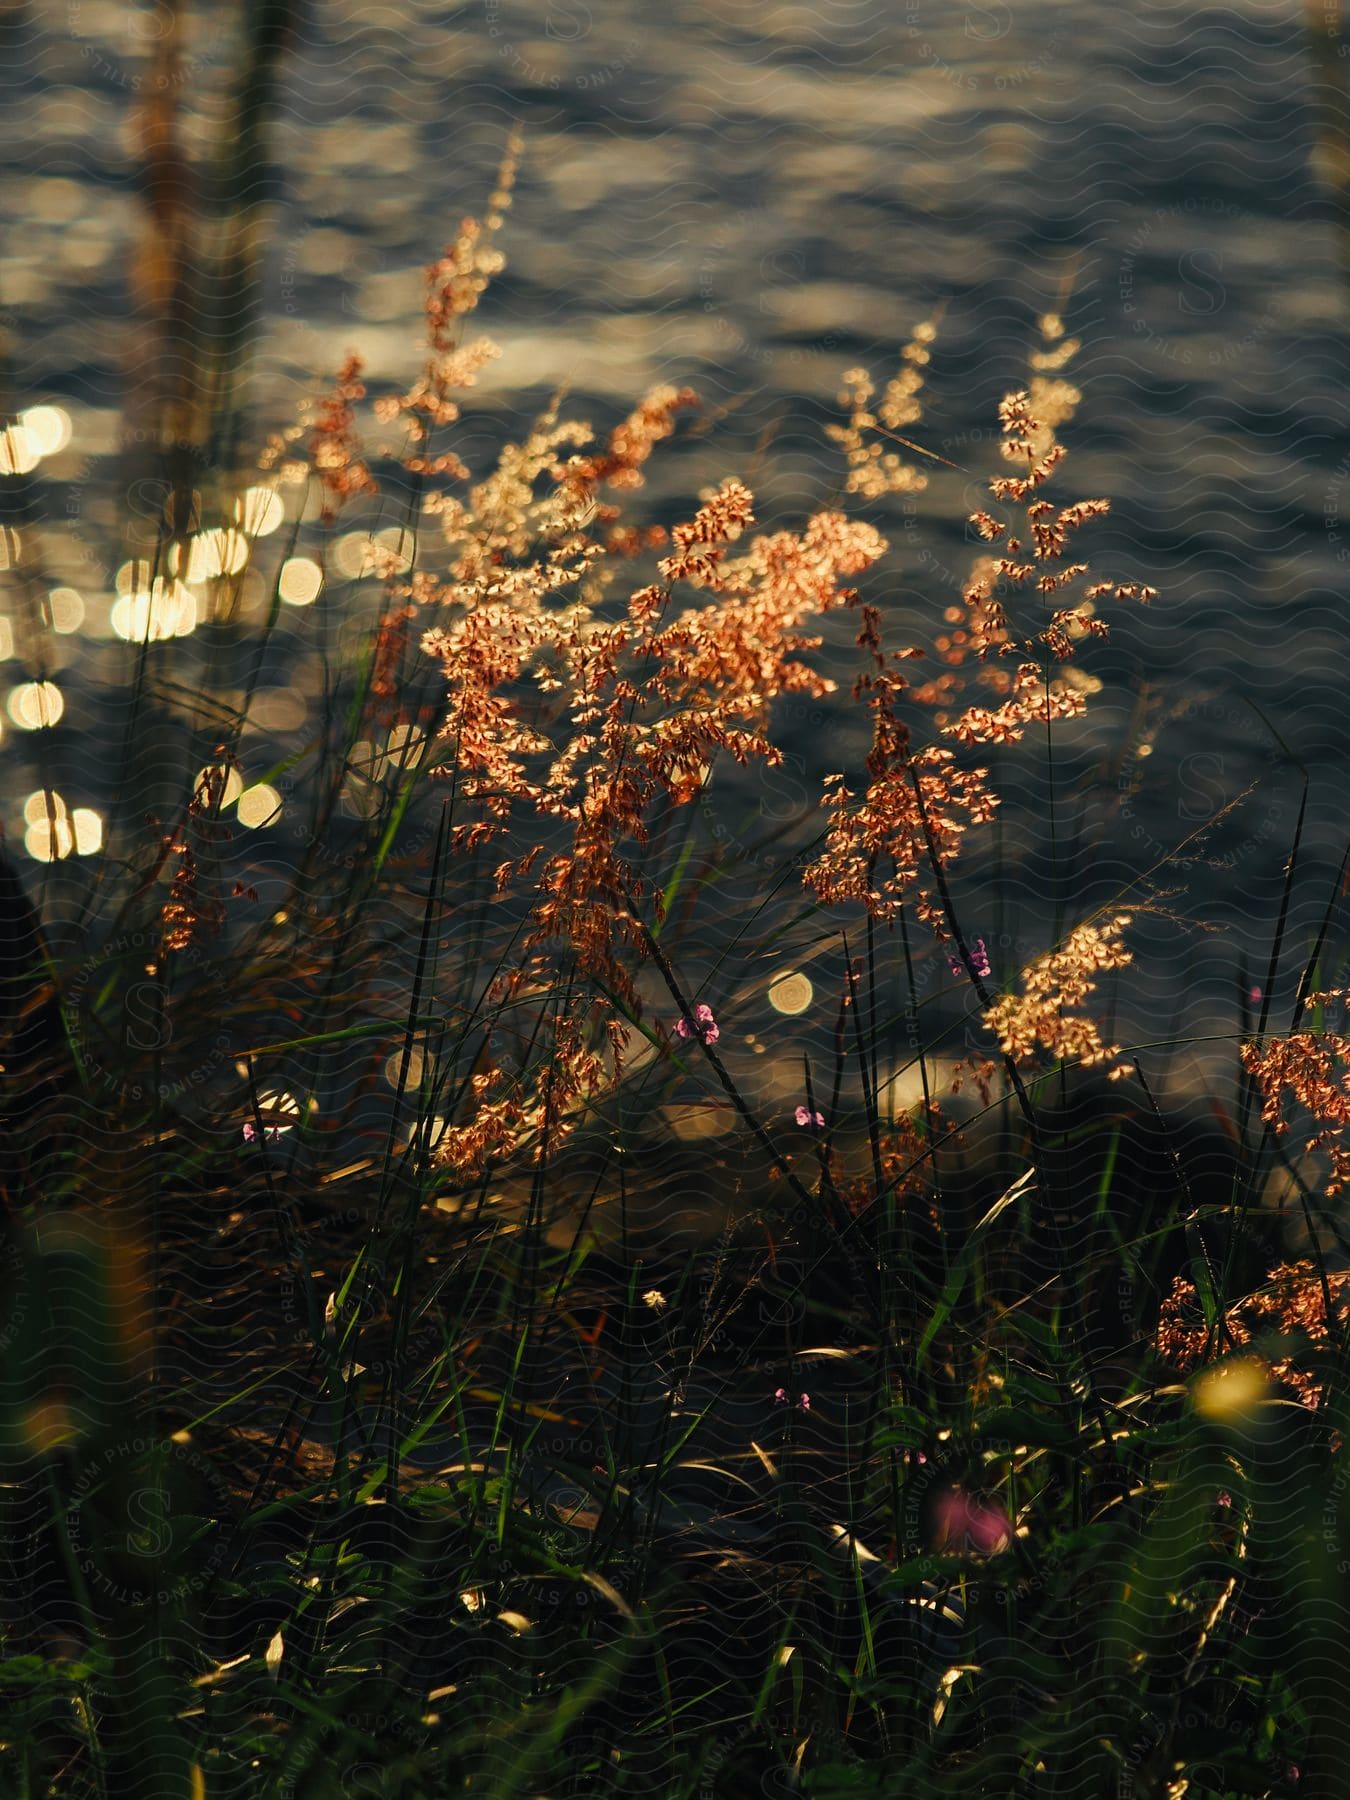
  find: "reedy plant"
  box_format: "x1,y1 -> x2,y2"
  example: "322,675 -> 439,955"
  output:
2,139 -> 1348,1799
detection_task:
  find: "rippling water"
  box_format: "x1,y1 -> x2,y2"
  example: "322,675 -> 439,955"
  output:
5,0 -> 1350,1102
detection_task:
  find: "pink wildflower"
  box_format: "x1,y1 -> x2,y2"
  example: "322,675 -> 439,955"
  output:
675,1003 -> 720,1045
934,1488 -> 1012,1555
795,1105 -> 826,1128
949,937 -> 991,979
243,1122 -> 281,1144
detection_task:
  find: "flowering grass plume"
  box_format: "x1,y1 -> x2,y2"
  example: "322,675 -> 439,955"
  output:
1240,994 -> 1350,1196
804,315 -> 1152,966
1157,1259 -> 1350,1412
286,181 -> 1162,1192
982,913 -> 1135,1075
296,179 -> 900,1176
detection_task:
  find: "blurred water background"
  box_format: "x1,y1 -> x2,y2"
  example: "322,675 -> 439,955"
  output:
4,0 -> 1350,1125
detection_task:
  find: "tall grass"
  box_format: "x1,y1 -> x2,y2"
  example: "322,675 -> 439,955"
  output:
0,140 -> 1347,1800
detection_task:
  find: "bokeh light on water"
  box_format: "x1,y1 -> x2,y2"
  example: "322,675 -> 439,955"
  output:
768,971 -> 813,1016
237,783 -> 283,829
278,557 -> 323,605
7,681 -> 64,730
22,789 -> 104,862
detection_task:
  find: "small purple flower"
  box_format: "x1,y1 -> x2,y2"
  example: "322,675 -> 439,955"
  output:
675,1003 -> 719,1045
949,938 -> 991,979
795,1105 -> 826,1129
935,1488 -> 1012,1555
243,1122 -> 281,1144
773,1388 -> 810,1410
